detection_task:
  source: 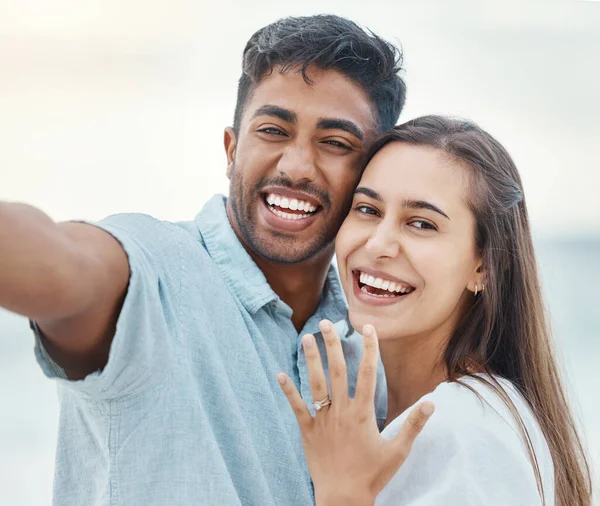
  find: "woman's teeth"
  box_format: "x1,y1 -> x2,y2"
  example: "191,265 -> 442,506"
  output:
359,271 -> 414,296
360,285 -> 398,298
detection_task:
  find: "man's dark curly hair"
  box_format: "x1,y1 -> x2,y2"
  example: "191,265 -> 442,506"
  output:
233,15 -> 406,135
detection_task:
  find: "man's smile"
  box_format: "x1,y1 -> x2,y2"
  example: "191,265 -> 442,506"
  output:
259,189 -> 323,232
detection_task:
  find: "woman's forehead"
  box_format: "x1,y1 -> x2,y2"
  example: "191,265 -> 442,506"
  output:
360,143 -> 471,205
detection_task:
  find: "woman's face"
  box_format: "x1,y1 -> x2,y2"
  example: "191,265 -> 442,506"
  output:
335,142 -> 482,342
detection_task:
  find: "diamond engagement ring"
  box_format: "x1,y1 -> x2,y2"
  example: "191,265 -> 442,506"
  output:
312,396 -> 332,412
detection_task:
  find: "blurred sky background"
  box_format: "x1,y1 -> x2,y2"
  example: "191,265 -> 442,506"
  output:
0,0 -> 599,504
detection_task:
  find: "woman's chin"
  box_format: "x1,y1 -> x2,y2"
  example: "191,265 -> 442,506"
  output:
349,312 -> 396,341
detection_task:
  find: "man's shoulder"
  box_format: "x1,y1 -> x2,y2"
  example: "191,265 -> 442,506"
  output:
86,213 -> 210,272
97,212 -> 198,241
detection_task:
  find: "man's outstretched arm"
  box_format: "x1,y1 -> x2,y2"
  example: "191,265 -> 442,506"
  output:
0,201 -> 130,379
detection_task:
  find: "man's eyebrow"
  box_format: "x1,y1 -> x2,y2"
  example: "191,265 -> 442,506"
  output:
354,187 -> 451,220
317,118 -> 364,141
252,105 -> 297,124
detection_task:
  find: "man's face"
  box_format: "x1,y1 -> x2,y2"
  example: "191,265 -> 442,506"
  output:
224,66 -> 376,264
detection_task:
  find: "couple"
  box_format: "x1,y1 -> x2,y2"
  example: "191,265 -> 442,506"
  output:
0,14 -> 591,506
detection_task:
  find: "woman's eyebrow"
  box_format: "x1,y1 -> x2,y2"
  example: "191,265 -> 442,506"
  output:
402,199 -> 450,220
354,187 -> 381,200
354,187 -> 450,220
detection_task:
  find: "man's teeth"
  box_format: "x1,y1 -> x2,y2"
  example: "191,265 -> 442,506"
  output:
268,207 -> 312,220
359,272 -> 414,294
265,193 -> 317,213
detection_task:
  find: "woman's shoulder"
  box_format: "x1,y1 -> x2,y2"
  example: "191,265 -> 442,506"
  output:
384,375 -> 539,439
377,375 -> 555,506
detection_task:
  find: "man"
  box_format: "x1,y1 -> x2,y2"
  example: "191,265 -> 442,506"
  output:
1,15 -> 407,505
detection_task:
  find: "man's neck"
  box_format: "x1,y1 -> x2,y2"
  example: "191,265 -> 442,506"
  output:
226,201 -> 334,332
253,250 -> 333,332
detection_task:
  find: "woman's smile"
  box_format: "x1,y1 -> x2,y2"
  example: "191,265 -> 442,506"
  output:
350,268 -> 417,307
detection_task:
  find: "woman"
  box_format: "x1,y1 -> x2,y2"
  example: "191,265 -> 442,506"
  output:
277,116 -> 592,505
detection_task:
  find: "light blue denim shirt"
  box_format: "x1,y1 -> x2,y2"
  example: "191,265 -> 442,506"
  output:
32,195 -> 387,506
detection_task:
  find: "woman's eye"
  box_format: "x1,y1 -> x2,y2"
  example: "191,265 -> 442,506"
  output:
410,220 -> 437,231
353,205 -> 379,216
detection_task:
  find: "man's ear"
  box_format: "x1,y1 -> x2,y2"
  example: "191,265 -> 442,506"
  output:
224,127 -> 237,179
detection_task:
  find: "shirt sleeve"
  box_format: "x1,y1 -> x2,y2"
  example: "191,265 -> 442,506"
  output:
31,213 -> 181,400
375,403 -> 545,506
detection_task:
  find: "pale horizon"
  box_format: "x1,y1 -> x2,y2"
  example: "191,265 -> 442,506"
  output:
1,0 -> 599,238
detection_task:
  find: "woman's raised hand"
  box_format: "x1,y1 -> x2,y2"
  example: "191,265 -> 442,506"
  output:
278,320 -> 434,506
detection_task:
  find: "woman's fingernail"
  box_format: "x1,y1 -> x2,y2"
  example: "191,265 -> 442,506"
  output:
277,374 -> 287,385
363,324 -> 374,336
420,402 -> 435,416
319,320 -> 332,332
302,334 -> 314,348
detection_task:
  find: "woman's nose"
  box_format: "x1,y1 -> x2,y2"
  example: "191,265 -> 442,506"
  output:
365,223 -> 401,259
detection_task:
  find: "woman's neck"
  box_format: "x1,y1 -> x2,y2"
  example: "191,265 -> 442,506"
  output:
379,331 -> 450,427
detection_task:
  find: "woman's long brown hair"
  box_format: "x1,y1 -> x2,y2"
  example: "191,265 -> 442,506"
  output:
364,116 -> 592,506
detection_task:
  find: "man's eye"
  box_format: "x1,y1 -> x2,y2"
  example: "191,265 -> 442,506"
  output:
258,127 -> 286,136
324,140 -> 352,150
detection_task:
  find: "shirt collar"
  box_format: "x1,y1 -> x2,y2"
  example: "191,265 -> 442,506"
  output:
312,265 -> 347,327
194,195 -> 347,319
195,195 -> 278,314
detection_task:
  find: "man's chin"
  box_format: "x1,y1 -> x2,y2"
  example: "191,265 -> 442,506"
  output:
231,201 -> 336,264
253,243 -> 319,265
250,232 -> 334,265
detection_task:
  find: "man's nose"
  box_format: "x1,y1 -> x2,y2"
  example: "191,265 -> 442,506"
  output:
276,143 -> 318,183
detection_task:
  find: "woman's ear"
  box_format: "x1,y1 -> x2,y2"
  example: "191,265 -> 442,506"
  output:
467,260 -> 487,295
224,127 -> 237,179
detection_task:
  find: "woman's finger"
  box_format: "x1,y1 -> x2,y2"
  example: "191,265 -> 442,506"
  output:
302,334 -> 330,410
354,324 -> 380,406
277,373 -> 313,429
390,401 -> 435,465
319,320 -> 348,403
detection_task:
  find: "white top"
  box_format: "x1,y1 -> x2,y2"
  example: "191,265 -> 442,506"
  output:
376,376 -> 555,506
